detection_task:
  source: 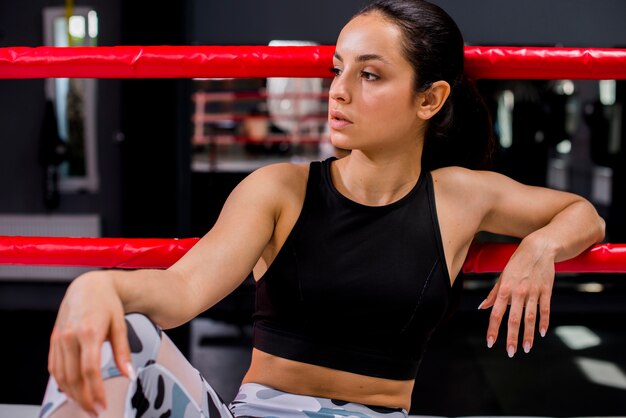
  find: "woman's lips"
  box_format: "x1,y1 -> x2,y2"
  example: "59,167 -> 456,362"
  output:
329,110 -> 353,130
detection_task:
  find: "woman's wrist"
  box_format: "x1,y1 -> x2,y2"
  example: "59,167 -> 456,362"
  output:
519,230 -> 562,263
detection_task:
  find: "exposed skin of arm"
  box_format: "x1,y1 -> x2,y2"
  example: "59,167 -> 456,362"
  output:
432,167 -> 605,357
117,163 -> 290,328
48,163 -> 307,414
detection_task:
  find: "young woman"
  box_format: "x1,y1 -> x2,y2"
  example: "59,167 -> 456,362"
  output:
41,1 -> 605,417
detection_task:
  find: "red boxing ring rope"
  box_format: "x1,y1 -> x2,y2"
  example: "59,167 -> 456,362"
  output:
0,237 -> 625,274
464,243 -> 626,274
1,46 -> 626,79
0,236 -> 199,270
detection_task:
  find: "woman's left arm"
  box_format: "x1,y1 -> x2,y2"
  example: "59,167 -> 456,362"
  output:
472,170 -> 605,357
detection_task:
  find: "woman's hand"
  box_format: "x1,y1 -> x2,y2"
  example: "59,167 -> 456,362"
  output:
48,271 -> 132,415
433,168 -> 604,357
478,235 -> 556,357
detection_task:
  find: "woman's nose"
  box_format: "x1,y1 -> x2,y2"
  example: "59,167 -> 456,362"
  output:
329,76 -> 351,103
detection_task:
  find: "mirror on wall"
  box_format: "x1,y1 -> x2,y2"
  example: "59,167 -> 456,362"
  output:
42,7 -> 99,193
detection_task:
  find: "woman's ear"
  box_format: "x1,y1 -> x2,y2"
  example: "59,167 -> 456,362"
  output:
416,80 -> 451,120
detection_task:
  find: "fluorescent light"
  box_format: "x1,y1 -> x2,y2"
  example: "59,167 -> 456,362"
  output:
554,325 -> 601,350
88,11 -> 98,39
575,282 -> 604,293
575,357 -> 626,390
69,15 -> 86,39
556,139 -> 572,154
599,80 -> 616,106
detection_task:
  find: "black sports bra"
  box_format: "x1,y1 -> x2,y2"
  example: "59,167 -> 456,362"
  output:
253,158 -> 461,380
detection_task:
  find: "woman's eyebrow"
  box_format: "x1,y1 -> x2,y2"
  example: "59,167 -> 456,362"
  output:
356,53 -> 389,64
334,51 -> 390,64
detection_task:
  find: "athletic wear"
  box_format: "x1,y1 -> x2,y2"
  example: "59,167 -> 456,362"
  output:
41,313 -> 233,418
41,314 -> 409,418
254,158 -> 461,380
40,158 -> 463,417
230,383 -> 408,417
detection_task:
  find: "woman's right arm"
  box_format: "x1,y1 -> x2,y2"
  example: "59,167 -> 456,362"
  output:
48,163 -> 299,414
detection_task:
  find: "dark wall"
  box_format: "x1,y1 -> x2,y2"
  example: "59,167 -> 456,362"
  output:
118,2 -> 189,238
190,0 -> 626,47
435,0 -> 626,47
189,0 -> 368,45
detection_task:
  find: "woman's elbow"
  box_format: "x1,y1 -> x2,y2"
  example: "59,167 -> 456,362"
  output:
595,215 -> 606,243
582,198 -> 606,243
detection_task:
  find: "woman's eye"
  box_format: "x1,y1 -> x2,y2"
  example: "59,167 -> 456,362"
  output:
361,71 -> 380,81
330,67 -> 342,77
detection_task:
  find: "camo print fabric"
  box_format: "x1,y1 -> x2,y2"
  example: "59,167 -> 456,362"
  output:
40,313 -> 233,418
40,313 -> 407,418
229,383 -> 408,418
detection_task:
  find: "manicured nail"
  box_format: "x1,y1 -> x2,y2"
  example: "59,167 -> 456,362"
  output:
507,345 -> 515,358
487,336 -> 494,348
540,328 -> 547,338
126,361 -> 136,380
523,341 -> 531,353
477,300 -> 486,310
95,403 -> 105,415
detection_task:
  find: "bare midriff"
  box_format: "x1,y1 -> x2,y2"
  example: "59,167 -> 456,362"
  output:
241,348 -> 415,411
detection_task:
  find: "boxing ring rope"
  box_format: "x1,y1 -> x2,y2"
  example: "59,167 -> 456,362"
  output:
1,46 -> 626,79
1,45 -> 625,273
0,237 -> 625,274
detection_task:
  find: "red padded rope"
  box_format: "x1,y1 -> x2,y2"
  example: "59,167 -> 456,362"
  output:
0,236 -> 199,269
463,242 -> 626,274
1,46 -> 626,79
0,236 -> 624,273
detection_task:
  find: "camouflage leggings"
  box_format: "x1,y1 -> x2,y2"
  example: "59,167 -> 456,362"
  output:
40,313 -> 408,418
231,383 -> 408,418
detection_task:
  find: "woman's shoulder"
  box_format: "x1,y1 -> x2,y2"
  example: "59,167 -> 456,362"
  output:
430,167 -> 511,208
431,167 -> 526,211
249,161 -> 309,185
431,166 -> 504,189
431,165 -> 476,189
242,161 -> 310,200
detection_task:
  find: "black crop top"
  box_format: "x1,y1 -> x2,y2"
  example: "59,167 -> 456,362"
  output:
253,158 -> 462,380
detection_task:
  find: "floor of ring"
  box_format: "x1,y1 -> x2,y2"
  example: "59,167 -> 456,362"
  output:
2,273 -> 625,416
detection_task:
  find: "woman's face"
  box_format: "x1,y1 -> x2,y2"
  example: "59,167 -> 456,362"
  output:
328,12 -> 424,154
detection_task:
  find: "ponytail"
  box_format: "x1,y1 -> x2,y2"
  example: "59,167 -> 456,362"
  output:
422,75 -> 494,170
422,74 -> 495,171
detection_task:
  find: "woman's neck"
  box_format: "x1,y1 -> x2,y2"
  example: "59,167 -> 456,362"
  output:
331,151 -> 422,207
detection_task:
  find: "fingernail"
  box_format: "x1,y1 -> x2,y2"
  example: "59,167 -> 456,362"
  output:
523,341 -> 531,353
126,361 -> 136,380
540,328 -> 547,338
487,336 -> 494,348
507,345 -> 515,358
477,300 -> 486,310
95,403 -> 105,415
